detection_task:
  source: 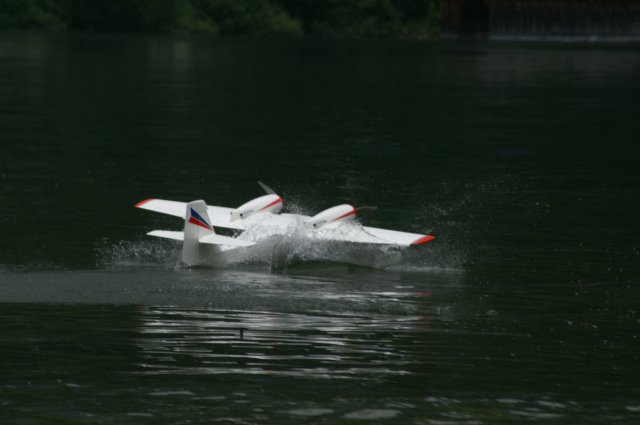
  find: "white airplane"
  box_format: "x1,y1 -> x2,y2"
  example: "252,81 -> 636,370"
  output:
134,182 -> 435,266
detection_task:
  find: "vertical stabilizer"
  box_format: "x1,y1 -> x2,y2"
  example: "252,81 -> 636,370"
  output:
183,200 -> 215,265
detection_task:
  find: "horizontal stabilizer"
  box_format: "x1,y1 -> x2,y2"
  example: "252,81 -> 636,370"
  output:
199,234 -> 255,247
147,230 -> 254,247
147,230 -> 183,241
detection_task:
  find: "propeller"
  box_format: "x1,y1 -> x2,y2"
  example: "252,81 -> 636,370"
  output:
257,180 -> 276,195
356,205 -> 378,212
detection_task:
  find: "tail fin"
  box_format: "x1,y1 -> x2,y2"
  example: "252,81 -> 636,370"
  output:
183,200 -> 215,265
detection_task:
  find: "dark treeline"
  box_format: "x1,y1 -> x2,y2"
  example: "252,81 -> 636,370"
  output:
0,0 -> 440,37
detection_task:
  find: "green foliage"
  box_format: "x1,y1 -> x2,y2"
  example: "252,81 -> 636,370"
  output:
175,0 -> 218,33
0,0 -> 65,30
426,0 -> 441,36
281,0 -> 439,38
0,0 -> 440,37
191,0 -> 301,35
61,0 -> 186,32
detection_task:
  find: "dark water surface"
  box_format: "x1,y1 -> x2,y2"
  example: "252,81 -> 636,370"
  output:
1,33 -> 639,423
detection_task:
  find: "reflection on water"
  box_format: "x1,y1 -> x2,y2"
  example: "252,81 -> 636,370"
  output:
1,277 -> 638,423
135,307 -> 423,380
0,268 -> 467,423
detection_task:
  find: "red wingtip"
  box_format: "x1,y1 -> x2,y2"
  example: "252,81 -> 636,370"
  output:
134,198 -> 154,208
411,235 -> 436,246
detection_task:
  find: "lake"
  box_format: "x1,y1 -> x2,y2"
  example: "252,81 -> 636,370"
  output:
1,33 -> 639,424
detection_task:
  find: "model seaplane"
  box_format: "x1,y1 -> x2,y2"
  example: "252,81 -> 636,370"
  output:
134,182 -> 435,266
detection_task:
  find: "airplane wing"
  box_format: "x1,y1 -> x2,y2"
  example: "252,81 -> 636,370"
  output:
135,198 -> 307,232
136,199 -> 434,247
135,199 -> 185,218
135,198 -> 245,230
362,226 -> 434,246
310,223 -> 433,246
225,212 -> 433,247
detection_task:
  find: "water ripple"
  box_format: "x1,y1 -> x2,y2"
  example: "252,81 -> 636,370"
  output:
134,307 -> 421,380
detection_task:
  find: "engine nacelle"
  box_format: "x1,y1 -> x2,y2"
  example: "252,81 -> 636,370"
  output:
230,194 -> 283,222
306,204 -> 356,229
